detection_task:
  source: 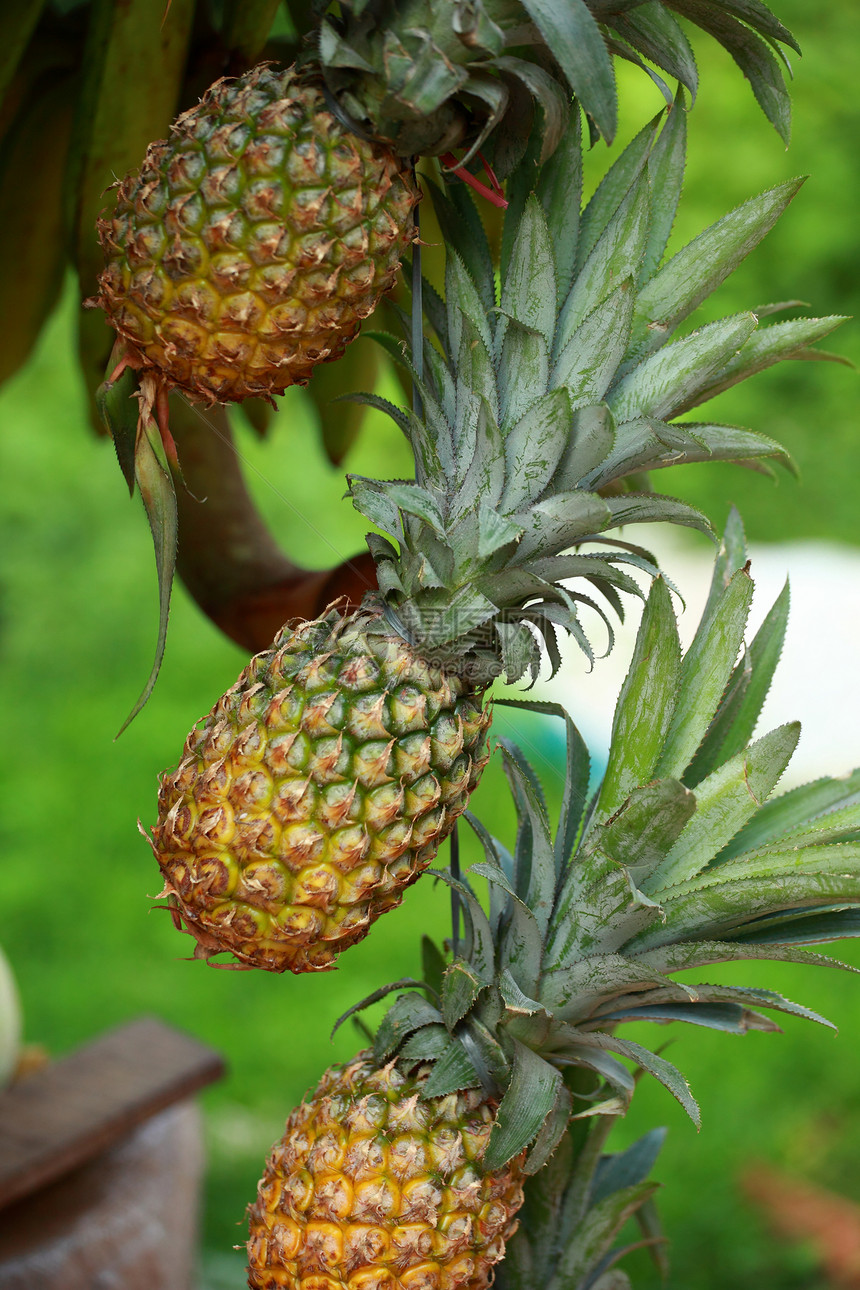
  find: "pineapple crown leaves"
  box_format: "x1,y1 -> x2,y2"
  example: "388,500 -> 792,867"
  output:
315,0 -> 800,157
349,101 -> 844,685
357,514 -> 860,1173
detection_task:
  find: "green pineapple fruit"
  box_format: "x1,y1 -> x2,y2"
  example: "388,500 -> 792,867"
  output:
246,517 -> 860,1289
150,106 -> 843,974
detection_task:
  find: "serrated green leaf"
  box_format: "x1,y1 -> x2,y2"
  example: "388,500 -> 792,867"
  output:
500,388 -> 573,513
498,321 -> 550,430
577,115 -> 659,272
484,1041 -> 562,1173
96,363 -> 139,496
608,313 -> 758,423
675,315 -> 848,414
525,1082 -> 573,1175
420,1039 -> 480,1099
540,954 -> 675,1020
606,492 -> 714,539
669,0 -> 791,140
632,178 -> 804,355
599,578 -> 681,818
521,0 -> 617,142
374,993 -> 444,1062
599,779 -> 697,889
442,960 -> 487,1030
685,580 -> 790,786
536,109 -> 583,297
551,405 -> 617,493
600,999 -> 776,1033
645,723 -> 800,894
548,1181 -> 660,1290
718,767 -> 860,861
655,566 -> 754,779
399,1023 -> 451,1064
499,194 -> 557,349
615,6 -> 698,101
556,172 -> 651,356
500,741 -> 557,938
551,281 -> 636,408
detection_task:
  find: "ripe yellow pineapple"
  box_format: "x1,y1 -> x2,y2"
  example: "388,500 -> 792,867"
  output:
247,1054 -> 524,1290
95,65 -> 419,405
153,606 -> 490,972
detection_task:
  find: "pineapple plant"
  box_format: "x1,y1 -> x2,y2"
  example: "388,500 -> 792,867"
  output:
150,103 -> 843,974
246,520 -> 860,1288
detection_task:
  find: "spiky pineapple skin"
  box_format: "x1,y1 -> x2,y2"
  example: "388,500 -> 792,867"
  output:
247,1054 -> 524,1290
95,64 -> 418,403
152,606 -> 491,973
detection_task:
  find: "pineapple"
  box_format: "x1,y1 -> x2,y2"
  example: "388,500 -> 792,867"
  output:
154,605 -> 491,973
94,66 -> 420,406
246,519 -> 860,1289
246,1053 -> 525,1290
150,105 -> 843,974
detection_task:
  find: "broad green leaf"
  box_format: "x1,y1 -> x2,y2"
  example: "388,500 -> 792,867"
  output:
499,195 -> 557,349
627,871 -> 860,952
599,999 -> 775,1033
577,115 -> 660,272
537,109 -> 583,297
551,281 -> 635,408
556,172 -> 651,356
540,954 -> 676,1020
442,960 -> 487,1030
428,179 -> 495,312
717,767 -> 860,861
548,1180 -> 659,1290
374,993 -> 443,1062
632,178 -> 804,354
684,580 -> 790,786
500,389 -> 573,512
607,313 -> 758,423
589,418 -> 792,486
728,908 -> 860,947
640,86 -> 688,282
477,503 -> 523,559
634,938 -> 860,977
655,567 -> 754,779
525,1083 -> 573,1175
521,0 -> 617,142
495,55 -> 571,163
547,845 -> 662,969
398,1024 -> 450,1064
675,315 -> 849,414
484,1041 -> 562,1172
645,723 -> 800,894
598,779 -> 697,891
591,1128 -> 667,1204
420,1040 -> 480,1099
606,493 -> 714,540
598,578 -> 681,818
446,249 -> 494,356
220,0 -> 281,59
498,322 -> 550,429
551,405 -> 616,494
512,491 -> 612,562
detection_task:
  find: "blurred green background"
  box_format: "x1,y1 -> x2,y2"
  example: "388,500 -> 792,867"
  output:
1,1 -> 859,1286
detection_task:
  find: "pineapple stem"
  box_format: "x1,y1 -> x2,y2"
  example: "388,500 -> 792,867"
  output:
450,823 -> 461,958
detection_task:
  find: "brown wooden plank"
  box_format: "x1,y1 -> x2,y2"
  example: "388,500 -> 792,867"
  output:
0,1016 -> 225,1211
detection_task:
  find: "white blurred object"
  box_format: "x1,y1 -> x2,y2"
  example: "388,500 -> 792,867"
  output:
553,527 -> 860,787
0,944 -> 21,1087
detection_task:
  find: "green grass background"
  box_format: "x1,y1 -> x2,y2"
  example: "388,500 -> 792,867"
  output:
1,2 -> 859,1285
